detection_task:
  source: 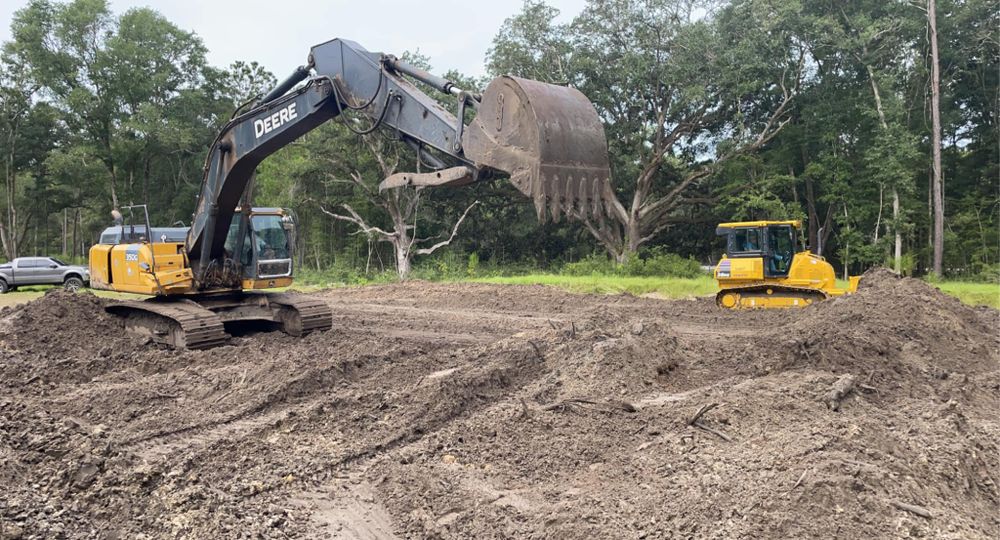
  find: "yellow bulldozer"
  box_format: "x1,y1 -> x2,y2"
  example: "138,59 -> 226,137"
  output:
713,220 -> 860,308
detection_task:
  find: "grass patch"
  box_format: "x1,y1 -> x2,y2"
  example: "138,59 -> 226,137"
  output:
933,281 -> 1000,309
470,274 -> 718,299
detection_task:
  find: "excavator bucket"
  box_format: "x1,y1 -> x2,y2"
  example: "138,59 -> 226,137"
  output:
462,76 -> 613,222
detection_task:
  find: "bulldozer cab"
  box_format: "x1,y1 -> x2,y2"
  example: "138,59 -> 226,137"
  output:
717,220 -> 801,278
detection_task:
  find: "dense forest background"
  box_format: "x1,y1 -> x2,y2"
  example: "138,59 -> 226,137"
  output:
1,0 -> 997,280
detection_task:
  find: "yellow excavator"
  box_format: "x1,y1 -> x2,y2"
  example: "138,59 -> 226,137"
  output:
89,37 -> 614,348
713,220 -> 860,308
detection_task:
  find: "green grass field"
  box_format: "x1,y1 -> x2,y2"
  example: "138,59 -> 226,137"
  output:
470,274 -> 719,299
0,275 -> 995,310
934,281 -> 1000,309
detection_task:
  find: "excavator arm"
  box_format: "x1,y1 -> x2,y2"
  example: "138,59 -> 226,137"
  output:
188,78 -> 337,286
187,38 -> 612,289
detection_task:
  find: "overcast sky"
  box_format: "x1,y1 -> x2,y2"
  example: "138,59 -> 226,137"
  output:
1,0 -> 586,78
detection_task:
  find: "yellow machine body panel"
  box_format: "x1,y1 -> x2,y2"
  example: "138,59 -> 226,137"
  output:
716,252 -> 839,292
89,242 -> 195,295
718,257 -> 765,281
718,219 -> 802,229
714,220 -> 859,309
242,277 -> 294,290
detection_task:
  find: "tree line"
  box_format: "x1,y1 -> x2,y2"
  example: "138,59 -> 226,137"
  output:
1,0 -> 996,280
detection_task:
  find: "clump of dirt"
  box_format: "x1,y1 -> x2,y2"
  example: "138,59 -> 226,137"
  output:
1,289 -> 119,343
519,312 -> 682,403
0,397 -> 140,539
0,279 -> 997,539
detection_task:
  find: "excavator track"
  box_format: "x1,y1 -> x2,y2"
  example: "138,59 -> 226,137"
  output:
716,284 -> 829,309
106,293 -> 333,349
107,300 -> 229,350
266,293 -> 334,336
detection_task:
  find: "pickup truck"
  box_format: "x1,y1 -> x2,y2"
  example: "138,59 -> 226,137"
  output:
0,257 -> 90,293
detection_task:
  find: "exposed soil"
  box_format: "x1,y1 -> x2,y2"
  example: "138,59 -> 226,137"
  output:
1,270 -> 998,539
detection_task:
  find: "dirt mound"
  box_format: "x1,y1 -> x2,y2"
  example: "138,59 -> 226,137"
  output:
759,267 -> 999,385
0,290 -> 136,387
520,314 -> 682,401
362,279 -> 999,539
1,281 -> 997,539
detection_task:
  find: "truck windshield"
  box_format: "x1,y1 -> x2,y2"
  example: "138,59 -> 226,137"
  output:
50,258 -> 68,266
251,215 -> 290,260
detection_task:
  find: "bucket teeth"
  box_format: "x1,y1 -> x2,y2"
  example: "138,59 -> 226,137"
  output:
548,173 -> 562,223
588,177 -> 601,219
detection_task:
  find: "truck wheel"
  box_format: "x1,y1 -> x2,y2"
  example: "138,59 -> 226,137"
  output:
0,280 -> 8,294
64,277 -> 84,292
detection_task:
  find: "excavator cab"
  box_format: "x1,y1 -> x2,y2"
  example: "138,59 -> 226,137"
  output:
714,220 -> 860,309
223,208 -> 295,289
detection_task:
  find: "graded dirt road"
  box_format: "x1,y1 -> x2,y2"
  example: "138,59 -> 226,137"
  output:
1,270 -> 998,539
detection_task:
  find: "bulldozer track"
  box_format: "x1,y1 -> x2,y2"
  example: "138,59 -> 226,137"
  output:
107,300 -> 229,350
716,283 -> 829,309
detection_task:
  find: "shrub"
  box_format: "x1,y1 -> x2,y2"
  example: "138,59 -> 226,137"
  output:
562,253 -> 618,276
638,251 -> 703,278
882,252 -> 917,277
561,249 -> 703,278
410,250 -> 466,280
972,263 -> 1000,283
467,252 -> 480,277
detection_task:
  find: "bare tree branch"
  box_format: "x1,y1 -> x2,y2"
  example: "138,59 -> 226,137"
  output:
637,168 -> 712,225
318,203 -> 396,240
413,201 -> 480,256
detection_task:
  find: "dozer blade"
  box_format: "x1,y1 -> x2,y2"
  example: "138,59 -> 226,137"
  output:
462,76 -> 614,222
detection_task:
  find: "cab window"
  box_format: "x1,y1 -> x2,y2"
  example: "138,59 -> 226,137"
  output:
730,228 -> 762,254
250,215 -> 290,260
767,225 -> 794,275
21,258 -> 47,268
223,217 -> 253,267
